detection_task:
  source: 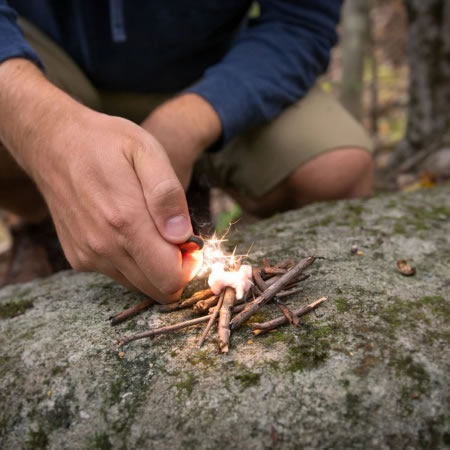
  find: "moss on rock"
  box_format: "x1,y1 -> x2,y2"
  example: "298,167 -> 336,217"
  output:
0,298 -> 33,319
0,185 -> 449,448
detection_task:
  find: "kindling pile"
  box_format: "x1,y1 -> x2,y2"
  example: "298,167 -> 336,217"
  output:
113,256 -> 327,353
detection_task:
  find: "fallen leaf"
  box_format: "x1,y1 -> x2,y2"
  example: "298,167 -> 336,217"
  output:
396,259 -> 416,276
401,173 -> 435,193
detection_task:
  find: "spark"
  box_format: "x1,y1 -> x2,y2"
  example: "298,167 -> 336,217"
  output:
196,228 -> 251,278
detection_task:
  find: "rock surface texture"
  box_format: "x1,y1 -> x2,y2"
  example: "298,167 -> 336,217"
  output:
1,185 -> 449,449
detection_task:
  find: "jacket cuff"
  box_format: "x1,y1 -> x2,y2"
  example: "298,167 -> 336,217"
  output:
0,42 -> 43,68
185,72 -> 257,151
0,8 -> 43,68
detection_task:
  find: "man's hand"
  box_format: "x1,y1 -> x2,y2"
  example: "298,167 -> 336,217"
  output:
0,59 -> 197,303
141,94 -> 222,190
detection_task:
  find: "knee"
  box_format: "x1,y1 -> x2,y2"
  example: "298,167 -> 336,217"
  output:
230,147 -> 374,217
285,147 -> 374,207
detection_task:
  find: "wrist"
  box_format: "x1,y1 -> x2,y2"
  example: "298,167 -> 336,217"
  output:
177,93 -> 222,151
142,93 -> 222,161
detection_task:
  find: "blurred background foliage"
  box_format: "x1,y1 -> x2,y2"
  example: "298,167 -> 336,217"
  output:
326,0 -> 408,164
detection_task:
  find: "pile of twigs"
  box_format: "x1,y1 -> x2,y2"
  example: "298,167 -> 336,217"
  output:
114,256 -> 327,353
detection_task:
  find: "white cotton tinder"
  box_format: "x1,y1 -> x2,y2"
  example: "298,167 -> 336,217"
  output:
207,263 -> 253,300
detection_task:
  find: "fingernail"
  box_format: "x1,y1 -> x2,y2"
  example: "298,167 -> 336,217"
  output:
165,215 -> 190,238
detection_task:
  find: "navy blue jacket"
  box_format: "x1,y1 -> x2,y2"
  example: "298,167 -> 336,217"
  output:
0,0 -> 342,145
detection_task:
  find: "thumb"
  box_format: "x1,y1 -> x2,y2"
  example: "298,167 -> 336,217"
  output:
132,144 -> 193,243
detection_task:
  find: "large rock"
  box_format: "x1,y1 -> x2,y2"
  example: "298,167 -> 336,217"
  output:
1,185 -> 449,449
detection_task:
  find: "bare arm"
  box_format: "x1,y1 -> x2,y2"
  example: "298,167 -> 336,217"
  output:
141,93 -> 222,190
0,58 -> 198,303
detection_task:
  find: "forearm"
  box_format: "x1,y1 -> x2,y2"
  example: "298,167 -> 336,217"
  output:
0,58 -> 81,178
0,59 -> 195,302
141,93 -> 222,189
142,93 -> 222,161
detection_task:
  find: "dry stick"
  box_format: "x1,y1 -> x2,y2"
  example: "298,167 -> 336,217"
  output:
262,267 -> 287,277
253,285 -> 263,296
276,303 -> 300,327
287,273 -> 310,287
252,267 -> 268,292
230,256 -> 316,330
274,259 -> 293,269
231,273 -> 282,312
208,300 -> 246,315
265,274 -> 309,301
158,288 -> 214,312
113,270 -> 281,325
109,299 -> 155,326
118,314 -> 212,346
193,295 -> 219,314
249,276 -> 308,305
119,296 -> 249,347
264,274 -> 281,286
212,273 -> 306,317
253,267 -> 299,328
218,287 -> 236,353
251,296 -> 328,335
198,291 -> 225,348
276,286 -> 304,299
232,303 -> 246,314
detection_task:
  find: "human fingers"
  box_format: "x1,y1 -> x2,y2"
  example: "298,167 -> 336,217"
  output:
130,139 -> 193,244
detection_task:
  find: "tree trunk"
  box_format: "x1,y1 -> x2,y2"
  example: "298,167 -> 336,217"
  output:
389,0 -> 450,172
340,0 -> 371,120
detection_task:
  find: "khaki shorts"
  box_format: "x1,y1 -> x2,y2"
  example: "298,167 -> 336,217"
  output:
19,18 -> 373,197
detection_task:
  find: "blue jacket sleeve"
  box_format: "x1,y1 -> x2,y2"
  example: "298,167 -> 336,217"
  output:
186,0 -> 342,147
0,0 -> 42,67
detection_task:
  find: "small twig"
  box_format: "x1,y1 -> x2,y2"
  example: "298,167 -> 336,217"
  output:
261,267 -> 287,277
193,295 -> 219,314
254,265 -> 303,328
250,270 -> 280,297
109,299 -> 154,326
253,285 -> 263,296
274,260 -> 293,269
198,291 -> 225,348
158,288 -> 214,312
250,297 -> 328,335
230,256 -> 316,331
119,299 -> 249,347
276,286 -> 303,299
275,302 -> 300,327
262,274 -> 281,288
208,300 -> 246,315
218,287 -> 236,353
232,303 -> 246,314
252,267 -> 267,292
118,314 -> 212,346
276,286 -> 304,299
284,273 -> 309,288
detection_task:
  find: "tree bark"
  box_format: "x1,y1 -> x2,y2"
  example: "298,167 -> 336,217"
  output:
389,0 -> 450,171
340,0 -> 371,120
